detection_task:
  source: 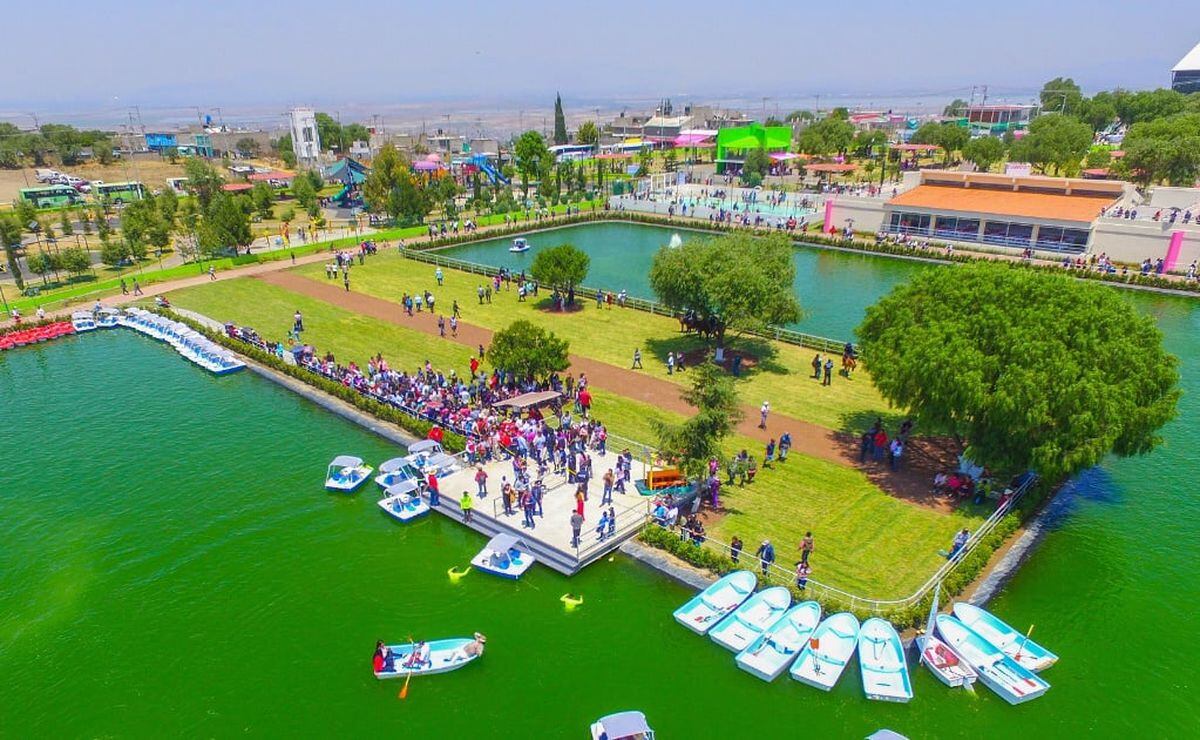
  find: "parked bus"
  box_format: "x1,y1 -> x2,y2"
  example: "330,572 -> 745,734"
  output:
19,185 -> 84,209
93,181 -> 145,204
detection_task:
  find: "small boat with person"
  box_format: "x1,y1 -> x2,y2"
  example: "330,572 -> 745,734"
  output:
377,485 -> 430,522
952,602 -> 1057,672
735,600 -> 821,681
70,311 -> 97,332
590,710 -> 655,740
709,586 -> 791,653
917,585 -> 977,689
510,237 -> 530,253
936,614 -> 1050,704
325,455 -> 373,492
374,456 -> 422,492
672,570 -> 757,635
404,439 -> 458,478
470,533 -> 535,579
790,612 -> 861,691
858,617 -> 913,703
372,633 -> 486,678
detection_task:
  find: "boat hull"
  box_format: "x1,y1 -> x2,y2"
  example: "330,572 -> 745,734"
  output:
709,586 -> 791,653
790,613 -> 860,691
672,571 -> 757,635
952,603 -> 1057,672
735,601 -> 821,682
917,635 -> 978,688
326,466 -> 373,492
937,615 -> 1049,705
374,638 -> 480,678
858,618 -> 913,703
378,495 -> 430,522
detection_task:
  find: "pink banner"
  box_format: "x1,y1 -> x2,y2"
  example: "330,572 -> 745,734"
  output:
824,198 -> 835,233
1165,230 -> 1184,272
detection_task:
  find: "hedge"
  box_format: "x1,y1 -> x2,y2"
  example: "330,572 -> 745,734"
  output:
157,309 -> 466,453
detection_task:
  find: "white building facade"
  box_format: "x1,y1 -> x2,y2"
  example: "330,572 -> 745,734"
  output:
289,108 -> 321,165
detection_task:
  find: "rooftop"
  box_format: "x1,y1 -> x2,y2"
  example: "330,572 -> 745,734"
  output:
1173,41 -> 1200,72
887,184 -> 1119,223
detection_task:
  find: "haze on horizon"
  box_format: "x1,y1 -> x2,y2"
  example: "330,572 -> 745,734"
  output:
2,0 -> 1195,115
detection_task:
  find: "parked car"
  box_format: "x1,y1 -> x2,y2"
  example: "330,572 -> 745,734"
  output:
35,168 -> 62,183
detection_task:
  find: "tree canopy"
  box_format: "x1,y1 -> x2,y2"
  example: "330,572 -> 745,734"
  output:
514,130 -> 549,196
741,148 -> 770,187
796,117 -> 854,157
1119,113 -> 1200,186
530,243 -> 590,304
487,320 -> 570,381
653,361 -> 743,480
553,93 -> 568,145
1039,77 -> 1084,115
962,136 -> 1006,172
1008,113 -> 1093,176
649,232 -> 801,350
857,263 -> 1179,483
576,121 -> 600,148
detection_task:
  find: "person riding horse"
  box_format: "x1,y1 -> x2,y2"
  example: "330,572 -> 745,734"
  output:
841,342 -> 858,376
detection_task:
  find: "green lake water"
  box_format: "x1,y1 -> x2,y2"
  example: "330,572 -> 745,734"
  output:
3,225 -> 1198,736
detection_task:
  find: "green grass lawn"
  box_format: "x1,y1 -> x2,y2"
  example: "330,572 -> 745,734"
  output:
290,252 -> 899,432
169,276 -> 982,597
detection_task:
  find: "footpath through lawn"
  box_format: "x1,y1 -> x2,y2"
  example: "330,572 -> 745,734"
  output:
169,277 -> 985,597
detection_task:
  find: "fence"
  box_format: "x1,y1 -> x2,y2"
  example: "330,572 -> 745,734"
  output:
653,471 -> 1038,615
398,246 -> 850,355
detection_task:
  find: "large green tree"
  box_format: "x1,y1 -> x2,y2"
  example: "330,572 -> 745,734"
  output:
514,130 -> 549,196
857,264 -> 1179,483
1121,113 -> 1200,186
530,243 -> 590,304
653,361 -> 744,481
576,120 -> 600,148
649,232 -> 800,358
741,148 -> 770,187
1009,114 -> 1093,176
487,320 -> 570,381
796,117 -> 854,156
962,136 -> 1006,172
184,157 -> 224,209
1039,77 -> 1084,115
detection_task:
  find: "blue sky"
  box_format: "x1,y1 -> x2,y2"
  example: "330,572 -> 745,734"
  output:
2,0 -> 1196,109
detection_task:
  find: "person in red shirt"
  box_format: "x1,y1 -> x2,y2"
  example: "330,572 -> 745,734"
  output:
469,356 -> 480,376
872,429 -> 888,462
578,388 -> 592,417
427,473 -> 440,507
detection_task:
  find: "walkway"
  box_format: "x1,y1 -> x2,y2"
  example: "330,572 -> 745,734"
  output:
257,270 -> 948,507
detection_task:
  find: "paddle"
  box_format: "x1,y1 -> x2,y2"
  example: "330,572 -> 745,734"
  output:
1013,623 -> 1036,664
399,636 -> 415,700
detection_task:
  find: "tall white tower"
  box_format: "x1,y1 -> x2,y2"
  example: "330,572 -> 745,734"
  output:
289,108 -> 320,164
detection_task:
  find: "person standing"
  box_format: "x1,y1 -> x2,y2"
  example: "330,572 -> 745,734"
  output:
632,348 -> 642,369
602,469 -> 614,505
779,432 -> 792,462
120,278 -> 128,295
521,489 -> 535,529
799,532 -> 814,565
437,315 -> 446,337
889,438 -> 903,471
293,310 -> 304,333
948,528 -> 970,559
426,473 -> 440,508
208,265 -> 217,281
460,491 -> 473,523
754,539 -> 776,576
132,279 -> 143,296
666,351 -> 675,375
435,267 -> 444,285
575,485 -> 586,517
570,511 -> 584,548
795,561 -> 811,590
343,273 -> 350,292
450,315 -> 458,337
759,401 -> 770,429
811,353 -> 822,379
730,536 -> 744,563
606,507 -> 616,538
823,357 -> 834,386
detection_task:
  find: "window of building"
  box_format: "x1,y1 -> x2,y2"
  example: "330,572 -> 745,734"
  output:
888,211 -> 931,234
982,221 -> 1034,247
1035,226 -> 1090,253
933,216 -> 981,240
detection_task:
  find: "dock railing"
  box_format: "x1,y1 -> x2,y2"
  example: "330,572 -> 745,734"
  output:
397,246 -> 849,356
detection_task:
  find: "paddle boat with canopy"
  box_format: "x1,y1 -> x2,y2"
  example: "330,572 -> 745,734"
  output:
953,602 -> 1057,672
936,614 -> 1050,704
858,617 -> 913,703
373,634 -> 485,679
374,456 -> 422,492
70,311 -> 97,332
377,483 -> 430,522
96,307 -> 121,328
735,600 -> 821,681
470,533 -> 535,579
672,570 -> 757,635
590,710 -> 655,740
709,586 -> 791,653
917,585 -> 977,689
404,439 -> 459,478
325,455 -> 373,492
790,612 -> 861,691
510,237 -> 530,253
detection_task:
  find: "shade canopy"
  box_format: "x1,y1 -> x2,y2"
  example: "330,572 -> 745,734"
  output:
413,160 -> 443,171
484,533 -> 520,554
408,440 -> 442,454
492,390 -> 562,409
379,457 -> 412,473
770,152 -> 804,161
891,143 -> 939,152
673,133 -> 713,146
805,163 -> 858,173
597,711 -> 652,738
330,455 -> 363,467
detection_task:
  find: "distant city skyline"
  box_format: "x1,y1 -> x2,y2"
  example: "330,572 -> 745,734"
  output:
2,1 -> 1196,132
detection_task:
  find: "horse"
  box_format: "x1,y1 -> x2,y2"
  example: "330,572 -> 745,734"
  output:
841,354 -> 857,377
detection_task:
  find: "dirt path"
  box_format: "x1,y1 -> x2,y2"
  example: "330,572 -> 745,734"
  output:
259,270 -> 951,509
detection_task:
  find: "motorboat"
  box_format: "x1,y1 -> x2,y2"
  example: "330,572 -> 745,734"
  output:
373,635 -> 485,678
858,617 -> 913,703
672,570 -> 757,635
510,237 -> 530,253
404,439 -> 458,478
590,710 -> 654,740
953,602 -> 1057,672
936,614 -> 1050,704
470,533 -> 535,579
325,455 -> 373,492
375,456 -> 422,491
917,585 -> 977,689
735,600 -> 821,681
709,586 -> 791,653
377,485 -> 430,522
790,612 -> 861,691
70,311 -> 97,332
96,307 -> 121,328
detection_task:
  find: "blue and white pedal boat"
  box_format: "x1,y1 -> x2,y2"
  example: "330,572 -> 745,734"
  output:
377,485 -> 430,522
325,455 -> 373,492
470,533 -> 535,579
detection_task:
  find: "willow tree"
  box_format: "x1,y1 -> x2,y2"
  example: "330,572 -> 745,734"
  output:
857,263 -> 1179,482
649,232 -> 800,362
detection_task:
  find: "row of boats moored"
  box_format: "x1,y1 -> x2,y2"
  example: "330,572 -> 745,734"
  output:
675,571 -> 1056,705
118,308 -> 246,374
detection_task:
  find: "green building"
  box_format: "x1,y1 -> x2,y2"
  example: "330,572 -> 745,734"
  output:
714,123 -> 792,174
